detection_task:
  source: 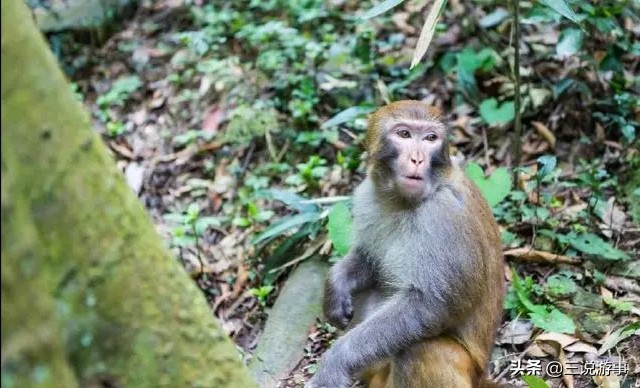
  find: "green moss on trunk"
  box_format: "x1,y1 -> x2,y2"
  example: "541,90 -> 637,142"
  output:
1,1 -> 255,387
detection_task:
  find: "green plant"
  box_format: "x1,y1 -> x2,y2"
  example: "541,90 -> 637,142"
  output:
285,156 -> 329,189
105,121 -> 126,138
164,204 -> 221,269
96,75 -> 142,108
507,268 -> 576,334
250,285 -> 275,307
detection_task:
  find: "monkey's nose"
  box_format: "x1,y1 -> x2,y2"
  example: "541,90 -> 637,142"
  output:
410,156 -> 424,166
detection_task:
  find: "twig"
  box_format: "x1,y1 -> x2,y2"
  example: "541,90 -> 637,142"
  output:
241,141 -> 256,172
511,0 -> 523,184
482,127 -> 490,167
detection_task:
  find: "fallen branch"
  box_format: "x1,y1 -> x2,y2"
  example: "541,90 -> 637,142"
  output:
504,248 -> 580,264
604,276 -> 640,296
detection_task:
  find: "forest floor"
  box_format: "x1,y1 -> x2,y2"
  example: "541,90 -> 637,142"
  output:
55,1 -> 638,387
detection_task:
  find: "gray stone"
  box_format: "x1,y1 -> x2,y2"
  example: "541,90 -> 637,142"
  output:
250,258 -> 329,388
28,0 -> 137,33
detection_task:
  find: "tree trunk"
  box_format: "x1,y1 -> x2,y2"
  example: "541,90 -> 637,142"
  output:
0,1 -> 255,387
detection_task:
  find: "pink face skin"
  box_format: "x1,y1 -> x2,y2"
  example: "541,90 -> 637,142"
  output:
386,120 -> 446,200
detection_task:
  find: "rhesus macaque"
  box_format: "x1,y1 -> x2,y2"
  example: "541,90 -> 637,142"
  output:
306,101 -> 505,388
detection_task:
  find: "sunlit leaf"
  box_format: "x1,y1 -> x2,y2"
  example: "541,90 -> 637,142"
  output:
321,105 -> 375,129
327,202 -> 352,256
538,0 -> 580,24
411,0 -> 447,69
266,189 -> 317,213
358,0 -> 406,21
537,155 -> 557,177
529,308 -> 576,334
252,212 -> 321,245
556,28 -> 584,57
479,8 -> 509,28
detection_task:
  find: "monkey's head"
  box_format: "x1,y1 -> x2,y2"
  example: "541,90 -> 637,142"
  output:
366,100 -> 452,204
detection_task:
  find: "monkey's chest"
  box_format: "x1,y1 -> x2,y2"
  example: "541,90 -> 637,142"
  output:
358,217 -> 443,288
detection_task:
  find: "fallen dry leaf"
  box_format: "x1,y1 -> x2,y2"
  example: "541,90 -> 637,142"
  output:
125,162 -> 145,194
202,105 -> 224,134
108,140 -> 135,159
532,121 -> 556,149
535,332 -> 579,348
564,341 -> 598,354
231,262 -> 249,301
593,373 -> 621,388
598,197 -> 626,236
497,319 -> 534,345
525,342 -> 552,358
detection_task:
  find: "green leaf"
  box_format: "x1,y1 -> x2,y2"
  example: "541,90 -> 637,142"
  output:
538,0 -> 580,24
479,98 -> 515,127
260,189 -> 315,213
598,322 -> 640,355
556,28 -> 584,57
358,0 -> 406,21
511,268 -> 576,333
529,308 -> 576,334
327,202 -> 353,256
479,8 -> 509,28
465,163 -> 512,208
194,217 -> 221,234
522,375 -> 551,388
537,155 -> 557,177
321,105 -> 376,129
567,233 -> 630,260
252,212 -> 321,245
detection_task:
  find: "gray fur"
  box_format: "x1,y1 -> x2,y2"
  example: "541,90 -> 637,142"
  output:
307,167 -> 490,388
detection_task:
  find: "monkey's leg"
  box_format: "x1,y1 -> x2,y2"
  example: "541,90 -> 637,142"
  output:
388,336 -> 477,388
361,362 -> 390,388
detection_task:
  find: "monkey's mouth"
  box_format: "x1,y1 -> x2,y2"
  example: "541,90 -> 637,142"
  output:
399,175 -> 425,192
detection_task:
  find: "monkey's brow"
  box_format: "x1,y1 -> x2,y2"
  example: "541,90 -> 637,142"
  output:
392,119 -> 444,132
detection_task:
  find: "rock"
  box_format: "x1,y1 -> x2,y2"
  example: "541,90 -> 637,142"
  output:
28,0 -> 137,33
250,258 -> 329,388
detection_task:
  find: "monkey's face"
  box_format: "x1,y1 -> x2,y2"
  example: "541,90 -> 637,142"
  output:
385,122 -> 448,199
367,101 -> 451,203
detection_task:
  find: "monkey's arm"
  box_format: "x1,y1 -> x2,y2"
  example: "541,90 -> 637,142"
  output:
323,248 -> 375,329
310,287 -> 447,388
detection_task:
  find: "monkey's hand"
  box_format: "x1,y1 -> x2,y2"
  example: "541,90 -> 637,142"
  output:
305,348 -> 352,388
323,280 -> 353,329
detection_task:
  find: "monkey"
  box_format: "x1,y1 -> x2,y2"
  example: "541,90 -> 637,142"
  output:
305,100 -> 505,388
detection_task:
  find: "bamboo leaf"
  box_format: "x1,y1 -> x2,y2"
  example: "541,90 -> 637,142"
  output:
410,0 -> 447,69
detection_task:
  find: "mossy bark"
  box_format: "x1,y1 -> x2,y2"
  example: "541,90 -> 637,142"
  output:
1,1 -> 255,387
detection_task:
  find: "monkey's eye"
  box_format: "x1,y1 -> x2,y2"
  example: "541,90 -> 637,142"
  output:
396,129 -> 411,139
424,133 -> 438,142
